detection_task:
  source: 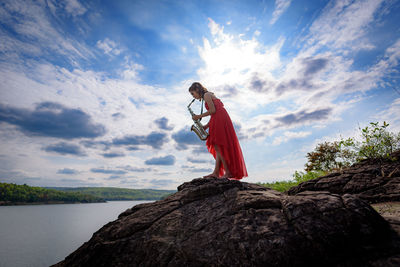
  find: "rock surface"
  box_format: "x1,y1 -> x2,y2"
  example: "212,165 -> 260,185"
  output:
288,150 -> 400,203
52,177 -> 400,267
372,202 -> 400,236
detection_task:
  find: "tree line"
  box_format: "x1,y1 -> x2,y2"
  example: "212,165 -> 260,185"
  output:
47,186 -> 176,201
0,183 -> 177,205
0,182 -> 105,205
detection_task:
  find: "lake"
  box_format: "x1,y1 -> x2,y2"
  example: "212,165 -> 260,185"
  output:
0,200 -> 154,267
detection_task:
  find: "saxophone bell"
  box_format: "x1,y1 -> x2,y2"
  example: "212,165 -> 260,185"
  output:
188,98 -> 209,141
191,122 -> 208,141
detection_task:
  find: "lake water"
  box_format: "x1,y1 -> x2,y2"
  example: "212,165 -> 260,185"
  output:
0,200 -> 154,267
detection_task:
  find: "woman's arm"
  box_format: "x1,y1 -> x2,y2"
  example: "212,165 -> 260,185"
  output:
191,93 -> 216,121
200,93 -> 216,118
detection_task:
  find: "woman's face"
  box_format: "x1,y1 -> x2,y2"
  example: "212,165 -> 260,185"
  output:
190,89 -> 201,100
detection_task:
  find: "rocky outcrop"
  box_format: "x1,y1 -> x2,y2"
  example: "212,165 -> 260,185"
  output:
372,202 -> 400,236
288,150 -> 400,203
52,177 -> 400,267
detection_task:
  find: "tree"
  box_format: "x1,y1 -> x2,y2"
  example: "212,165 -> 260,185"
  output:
304,141 -> 342,172
305,121 -> 400,173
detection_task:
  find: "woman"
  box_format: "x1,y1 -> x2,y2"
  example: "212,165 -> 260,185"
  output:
189,82 -> 248,180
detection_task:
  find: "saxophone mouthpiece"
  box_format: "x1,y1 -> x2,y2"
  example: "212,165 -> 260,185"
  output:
188,98 -> 195,107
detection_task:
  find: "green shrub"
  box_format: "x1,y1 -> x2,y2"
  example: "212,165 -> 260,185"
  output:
305,121 -> 400,173
258,170 -> 327,192
339,121 -> 400,163
292,169 -> 328,183
258,180 -> 298,192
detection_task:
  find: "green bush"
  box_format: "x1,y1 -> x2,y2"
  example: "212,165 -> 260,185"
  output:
305,121 -> 400,173
257,180 -> 298,192
339,121 -> 400,163
292,169 -> 328,183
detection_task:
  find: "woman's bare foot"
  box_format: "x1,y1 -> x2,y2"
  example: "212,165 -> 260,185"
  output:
203,172 -> 218,178
220,173 -> 233,179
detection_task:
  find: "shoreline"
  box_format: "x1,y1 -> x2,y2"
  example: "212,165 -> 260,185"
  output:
0,200 -> 107,206
0,199 -> 158,206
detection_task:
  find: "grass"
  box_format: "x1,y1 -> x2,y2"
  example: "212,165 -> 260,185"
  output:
257,170 -> 328,193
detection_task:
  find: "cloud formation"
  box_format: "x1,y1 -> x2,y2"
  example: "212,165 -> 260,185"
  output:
96,38 -> 122,56
119,165 -> 152,172
270,0 -> 292,25
101,152 -> 125,158
0,0 -> 94,65
57,168 -> 79,174
90,168 -> 127,175
154,117 -> 174,130
145,155 -> 176,165
172,128 -> 203,150
275,108 -> 333,126
112,132 -> 168,149
0,102 -> 106,139
272,131 -> 312,146
43,142 -> 86,156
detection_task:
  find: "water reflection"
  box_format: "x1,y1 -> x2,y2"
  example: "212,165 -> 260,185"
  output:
0,200 -> 154,267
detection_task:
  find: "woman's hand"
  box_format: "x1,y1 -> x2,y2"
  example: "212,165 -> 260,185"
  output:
192,114 -> 202,121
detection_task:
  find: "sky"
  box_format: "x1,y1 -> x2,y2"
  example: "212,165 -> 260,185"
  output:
0,0 -> 399,190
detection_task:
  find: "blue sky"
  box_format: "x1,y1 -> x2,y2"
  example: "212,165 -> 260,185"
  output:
0,0 -> 399,190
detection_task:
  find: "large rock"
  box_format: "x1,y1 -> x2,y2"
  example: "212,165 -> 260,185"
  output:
372,202 -> 400,236
52,178 -> 400,267
288,150 -> 400,203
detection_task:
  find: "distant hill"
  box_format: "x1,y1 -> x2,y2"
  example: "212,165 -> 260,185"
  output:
45,186 -> 177,201
0,183 -> 177,206
0,182 -> 105,205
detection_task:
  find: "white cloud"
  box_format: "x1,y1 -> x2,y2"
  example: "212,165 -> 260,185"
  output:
96,38 -> 122,56
272,130 -> 312,146
64,0 -> 87,16
197,18 -> 284,107
0,0 -> 94,66
270,0 -> 292,25
160,24 -> 192,43
121,59 -> 145,80
302,0 -> 385,53
372,97 -> 400,132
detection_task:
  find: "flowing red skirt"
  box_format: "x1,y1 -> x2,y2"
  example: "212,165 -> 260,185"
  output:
205,98 -> 248,180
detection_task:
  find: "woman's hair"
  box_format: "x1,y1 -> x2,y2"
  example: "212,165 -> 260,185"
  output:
188,82 -> 208,98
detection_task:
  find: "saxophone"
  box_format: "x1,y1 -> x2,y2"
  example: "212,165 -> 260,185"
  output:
188,99 -> 209,141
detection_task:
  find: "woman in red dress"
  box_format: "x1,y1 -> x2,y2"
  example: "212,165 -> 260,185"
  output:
189,82 -> 248,180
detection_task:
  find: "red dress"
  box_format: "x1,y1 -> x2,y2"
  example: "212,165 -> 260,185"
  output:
205,98 -> 248,180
